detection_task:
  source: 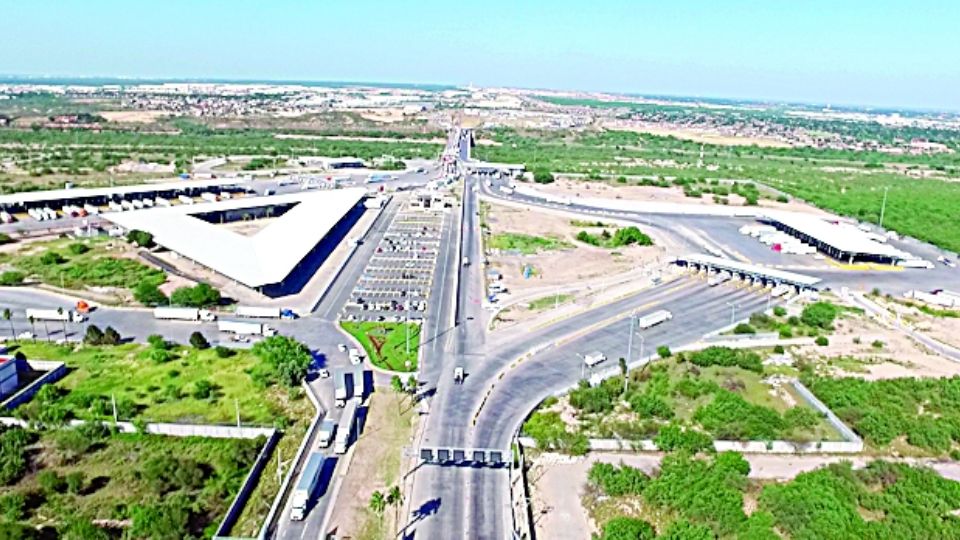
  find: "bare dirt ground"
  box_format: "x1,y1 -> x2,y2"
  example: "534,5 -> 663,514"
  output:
792,310 -> 960,379
534,178 -> 831,215
327,392 -> 416,540
485,201 -> 664,305
529,451 -> 960,540
875,296 -> 960,351
99,110 -> 169,123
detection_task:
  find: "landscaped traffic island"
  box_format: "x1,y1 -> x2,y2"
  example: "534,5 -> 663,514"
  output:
340,321 -> 420,372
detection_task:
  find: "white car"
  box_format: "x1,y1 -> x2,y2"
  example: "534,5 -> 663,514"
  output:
318,369 -> 330,379
17,332 -> 34,340
337,343 -> 347,352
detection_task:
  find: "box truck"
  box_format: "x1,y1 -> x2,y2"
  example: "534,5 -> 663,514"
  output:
318,419 -> 337,448
635,310 -> 673,329
334,400 -> 358,454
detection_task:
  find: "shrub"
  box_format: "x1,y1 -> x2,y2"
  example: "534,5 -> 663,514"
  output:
0,427 -> 31,485
192,380 -> 214,399
657,345 -> 671,359
39,251 -> 66,265
784,407 -> 820,431
37,470 -> 65,494
629,393 -> 674,419
773,306 -> 787,317
147,334 -> 168,350
871,340 -> 884,349
599,517 -> 655,540
189,331 -> 210,349
0,271 -> 25,286
733,323 -> 756,335
689,347 -> 763,373
126,229 -> 154,248
654,423 -> 714,453
84,324 -> 104,345
67,243 -> 90,255
773,345 -> 785,354
214,345 -> 234,358
532,167 -> 554,184
0,233 -> 13,245
801,302 -> 838,329
815,336 -> 829,346
65,471 -> 85,494
588,462 -> 650,496
0,492 -> 25,521
102,326 -> 121,345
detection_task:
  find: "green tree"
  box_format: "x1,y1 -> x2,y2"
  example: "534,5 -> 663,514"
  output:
128,497 -> 190,540
101,326 -> 121,345
0,271 -> 25,286
801,302 -> 838,329
170,283 -> 221,307
599,517 -> 655,540
134,280 -> 167,306
250,335 -> 312,387
532,167 -> 555,184
657,345 -> 671,359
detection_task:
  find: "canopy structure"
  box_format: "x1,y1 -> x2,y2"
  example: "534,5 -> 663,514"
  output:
105,188 -> 366,290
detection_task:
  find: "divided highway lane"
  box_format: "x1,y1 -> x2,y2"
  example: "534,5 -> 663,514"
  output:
461,282 -> 769,540
406,278 -> 773,539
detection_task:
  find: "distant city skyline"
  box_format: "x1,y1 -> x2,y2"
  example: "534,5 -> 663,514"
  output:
3,0 -> 959,111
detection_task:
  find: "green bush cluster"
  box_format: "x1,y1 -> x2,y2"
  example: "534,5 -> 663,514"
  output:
575,226 -> 653,248
805,375 -> 960,454
170,283 -> 221,308
250,335 -> 312,388
688,347 -> 763,373
521,411 -> 589,455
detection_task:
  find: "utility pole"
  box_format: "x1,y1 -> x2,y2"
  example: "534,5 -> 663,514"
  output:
879,186 -> 889,229
111,393 -> 118,422
235,399 -> 240,428
626,314 -> 635,366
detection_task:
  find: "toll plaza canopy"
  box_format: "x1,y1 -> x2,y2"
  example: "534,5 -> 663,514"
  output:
0,178 -> 246,211
676,253 -> 822,290
763,212 -> 909,264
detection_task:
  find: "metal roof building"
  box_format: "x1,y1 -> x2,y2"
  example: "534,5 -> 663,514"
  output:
0,178 -> 247,211
762,212 -> 910,264
104,188 -> 367,296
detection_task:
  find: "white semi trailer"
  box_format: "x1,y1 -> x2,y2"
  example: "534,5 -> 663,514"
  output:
217,320 -> 276,336
235,306 -> 282,318
290,452 -> 325,521
25,308 -> 86,323
334,400 -> 358,455
153,307 -> 217,322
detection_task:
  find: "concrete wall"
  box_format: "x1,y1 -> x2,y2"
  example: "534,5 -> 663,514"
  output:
214,429 -> 282,538
0,360 -> 67,411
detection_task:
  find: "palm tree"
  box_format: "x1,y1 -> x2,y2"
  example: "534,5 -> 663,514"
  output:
2,308 -> 14,343
369,490 -> 386,533
390,375 -> 404,413
618,357 -> 628,395
386,485 -> 402,529
27,315 -> 36,340
56,307 -> 68,341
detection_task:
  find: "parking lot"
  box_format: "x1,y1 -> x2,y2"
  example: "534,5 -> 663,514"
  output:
342,198 -> 448,323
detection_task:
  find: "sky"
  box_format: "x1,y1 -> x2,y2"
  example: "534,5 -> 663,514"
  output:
2,0 -> 959,110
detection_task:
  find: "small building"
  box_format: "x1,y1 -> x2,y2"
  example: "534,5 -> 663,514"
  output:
0,356 -> 18,399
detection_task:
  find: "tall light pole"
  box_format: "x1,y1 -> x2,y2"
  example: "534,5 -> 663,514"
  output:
879,186 -> 889,229
626,313 -> 636,366
726,301 -> 739,326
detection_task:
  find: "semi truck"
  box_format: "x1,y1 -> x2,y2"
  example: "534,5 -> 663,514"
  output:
318,418 -> 337,448
351,367 -> 366,401
334,400 -> 358,454
290,452 -> 325,521
334,369 -> 348,407
153,307 -> 217,322
217,320 -> 276,336
235,306 -> 281,318
25,308 -> 86,323
635,310 -> 673,329
234,306 -> 298,319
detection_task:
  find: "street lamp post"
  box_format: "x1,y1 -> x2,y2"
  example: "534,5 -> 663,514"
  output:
879,186 -> 889,229
726,301 -> 740,326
